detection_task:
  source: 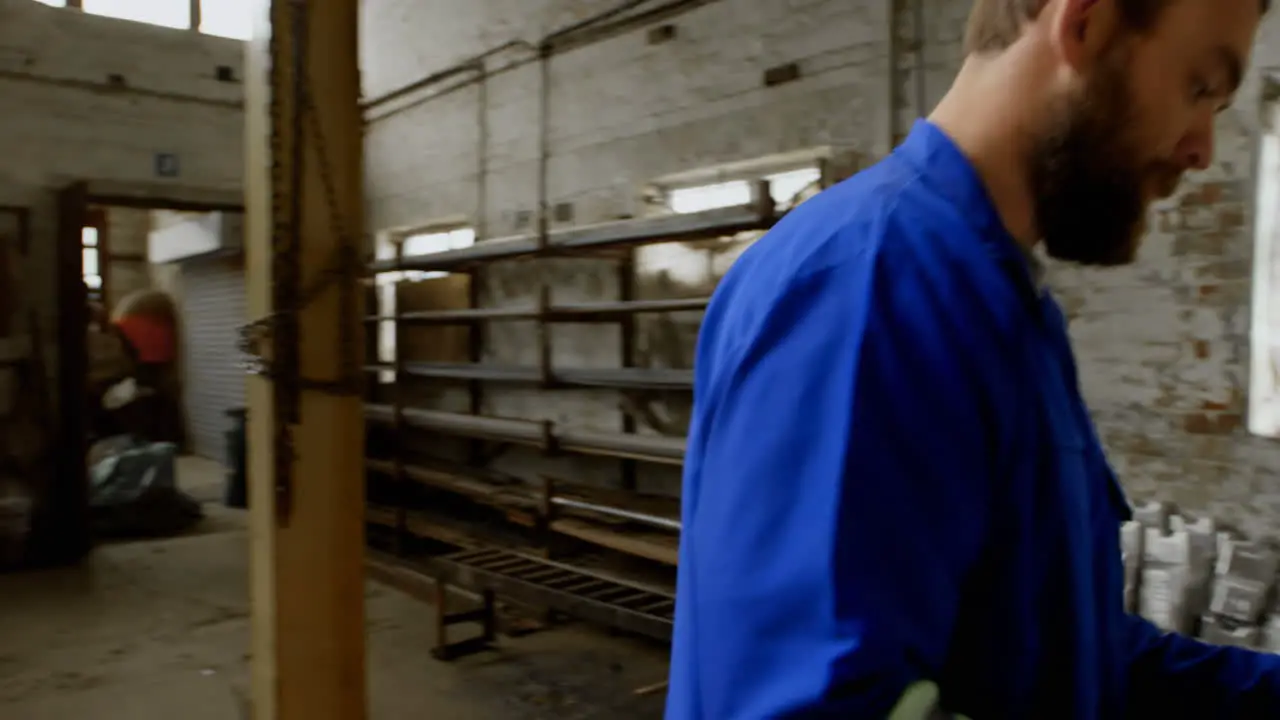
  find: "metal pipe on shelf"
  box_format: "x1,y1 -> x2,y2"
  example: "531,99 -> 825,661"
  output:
388,362 -> 541,383
362,296 -> 710,325
364,203 -> 773,275
365,457 -> 680,532
364,404 -> 686,464
548,296 -> 709,319
558,366 -> 692,390
365,235 -> 538,274
551,203 -> 770,251
409,407 -> 546,445
362,362 -> 694,390
366,404 -> 542,444
557,428 -> 685,464
550,496 -> 681,532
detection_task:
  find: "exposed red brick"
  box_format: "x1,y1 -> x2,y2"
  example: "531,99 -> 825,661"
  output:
1111,433 -> 1162,456
1172,232 -> 1229,257
1197,284 -> 1218,298
1216,413 -> 1243,434
1183,412 -> 1244,436
1184,413 -> 1213,434
1218,207 -> 1245,229
1193,339 -> 1210,359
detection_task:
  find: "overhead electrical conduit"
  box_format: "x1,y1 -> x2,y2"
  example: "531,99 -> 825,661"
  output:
361,0 -> 721,121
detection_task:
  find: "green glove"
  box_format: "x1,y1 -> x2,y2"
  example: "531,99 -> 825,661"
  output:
888,680 -> 972,720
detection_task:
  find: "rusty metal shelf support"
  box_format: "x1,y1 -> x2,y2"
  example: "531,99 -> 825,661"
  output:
536,285 -> 553,388
617,248 -> 638,491
432,583 -> 497,661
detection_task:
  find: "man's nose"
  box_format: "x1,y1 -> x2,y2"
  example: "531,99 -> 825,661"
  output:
1177,119 -> 1216,171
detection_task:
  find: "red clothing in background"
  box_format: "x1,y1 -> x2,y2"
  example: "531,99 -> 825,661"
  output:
114,315 -> 175,364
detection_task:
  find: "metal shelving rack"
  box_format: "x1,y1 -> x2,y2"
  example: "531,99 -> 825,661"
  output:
364,182 -> 779,560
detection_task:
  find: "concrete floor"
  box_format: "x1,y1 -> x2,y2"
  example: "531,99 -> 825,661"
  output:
0,457 -> 670,719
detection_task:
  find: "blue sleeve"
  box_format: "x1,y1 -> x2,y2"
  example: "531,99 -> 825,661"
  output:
1126,614 -> 1280,716
680,223 -> 1000,718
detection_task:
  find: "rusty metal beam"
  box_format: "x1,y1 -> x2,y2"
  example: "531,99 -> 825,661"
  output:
244,1 -> 366,718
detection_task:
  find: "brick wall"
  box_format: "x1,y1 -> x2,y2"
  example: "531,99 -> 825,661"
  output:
102,207 -> 152,310
360,0 -> 1280,530
0,0 -> 243,374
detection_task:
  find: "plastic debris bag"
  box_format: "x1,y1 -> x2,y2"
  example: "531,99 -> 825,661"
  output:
1209,539 -> 1278,625
89,438 -> 202,538
1120,521 -> 1144,613
1141,526 -> 1193,634
1133,500 -> 1168,531
1263,612 -> 1280,653
0,476 -> 32,569
1201,614 -> 1262,649
1170,515 -> 1217,621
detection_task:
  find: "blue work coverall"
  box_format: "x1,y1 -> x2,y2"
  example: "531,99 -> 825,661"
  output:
665,120 -> 1280,719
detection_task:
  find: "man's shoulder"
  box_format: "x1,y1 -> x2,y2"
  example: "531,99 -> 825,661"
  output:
724,156 -> 987,298
703,158 -> 1026,363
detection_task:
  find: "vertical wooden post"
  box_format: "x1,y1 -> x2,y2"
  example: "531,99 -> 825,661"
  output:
45,183 -> 90,567
244,1 -> 366,719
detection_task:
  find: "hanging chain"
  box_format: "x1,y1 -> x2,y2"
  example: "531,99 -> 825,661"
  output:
240,0 -> 364,524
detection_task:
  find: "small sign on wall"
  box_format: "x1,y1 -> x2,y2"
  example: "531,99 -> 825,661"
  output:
154,153 -> 180,178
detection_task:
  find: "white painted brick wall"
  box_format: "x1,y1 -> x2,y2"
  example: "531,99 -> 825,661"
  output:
0,0 -> 242,192
0,0 -> 243,392
361,0 -> 896,234
103,207 -> 152,309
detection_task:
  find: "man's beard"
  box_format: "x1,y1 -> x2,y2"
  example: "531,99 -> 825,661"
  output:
1028,48 -> 1179,267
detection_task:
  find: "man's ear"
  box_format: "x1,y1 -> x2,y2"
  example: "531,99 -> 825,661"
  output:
1047,0 -> 1117,72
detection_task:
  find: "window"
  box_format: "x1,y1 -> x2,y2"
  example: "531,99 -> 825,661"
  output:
641,164 -> 823,291
374,227 -> 475,381
200,0 -> 255,40
667,167 -> 822,214
82,0 -> 190,29
82,226 -> 102,298
1250,123 -> 1280,437
33,0 -> 253,39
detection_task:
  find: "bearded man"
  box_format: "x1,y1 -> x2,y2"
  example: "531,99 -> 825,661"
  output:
665,1 -> 1280,718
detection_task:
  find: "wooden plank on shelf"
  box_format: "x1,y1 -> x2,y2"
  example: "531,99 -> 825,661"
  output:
396,275 -> 472,364
551,518 -> 678,566
365,458 -> 536,514
369,497 -> 678,567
